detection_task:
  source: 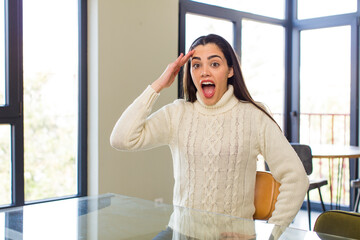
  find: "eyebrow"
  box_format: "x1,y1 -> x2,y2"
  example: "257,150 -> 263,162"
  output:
192,55 -> 223,61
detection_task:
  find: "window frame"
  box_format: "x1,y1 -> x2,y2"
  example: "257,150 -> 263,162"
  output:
178,0 -> 286,95
179,0 -> 360,210
0,0 -> 87,209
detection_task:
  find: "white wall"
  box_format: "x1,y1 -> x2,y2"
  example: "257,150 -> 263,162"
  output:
88,0 -> 178,204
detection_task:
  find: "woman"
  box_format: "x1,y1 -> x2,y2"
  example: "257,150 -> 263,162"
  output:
110,34 -> 309,229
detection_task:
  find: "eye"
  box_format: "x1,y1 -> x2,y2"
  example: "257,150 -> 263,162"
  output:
211,62 -> 220,67
192,63 -> 200,69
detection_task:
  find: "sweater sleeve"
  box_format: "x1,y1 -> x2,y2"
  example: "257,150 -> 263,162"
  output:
258,115 -> 309,227
110,85 -> 172,151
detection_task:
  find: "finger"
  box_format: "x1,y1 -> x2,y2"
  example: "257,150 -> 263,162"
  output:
174,68 -> 181,76
179,49 -> 195,65
173,53 -> 185,65
168,51 -> 193,75
187,49 -> 196,57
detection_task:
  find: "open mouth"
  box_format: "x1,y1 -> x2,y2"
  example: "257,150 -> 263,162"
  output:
201,80 -> 216,98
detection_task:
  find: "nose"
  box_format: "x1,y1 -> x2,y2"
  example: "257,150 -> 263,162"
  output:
201,66 -> 210,77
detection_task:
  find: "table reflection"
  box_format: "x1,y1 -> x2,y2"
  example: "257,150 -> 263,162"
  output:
0,193 -> 348,239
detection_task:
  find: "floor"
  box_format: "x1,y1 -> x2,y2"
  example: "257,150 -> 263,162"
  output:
290,209 -> 322,231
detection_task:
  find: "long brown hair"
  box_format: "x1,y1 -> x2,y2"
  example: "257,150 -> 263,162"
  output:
183,34 -> 278,125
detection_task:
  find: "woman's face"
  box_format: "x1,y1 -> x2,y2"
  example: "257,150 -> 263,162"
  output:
190,43 -> 233,106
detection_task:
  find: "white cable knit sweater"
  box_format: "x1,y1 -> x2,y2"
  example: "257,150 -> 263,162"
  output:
110,84 -> 309,227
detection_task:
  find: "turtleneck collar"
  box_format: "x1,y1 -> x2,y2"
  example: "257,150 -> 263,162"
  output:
194,85 -> 239,115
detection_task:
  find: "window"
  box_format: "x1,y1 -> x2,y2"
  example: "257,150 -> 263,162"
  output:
0,0 -> 87,208
191,0 -> 285,19
241,19 -> 285,128
185,13 -> 234,50
300,26 -> 351,205
23,0 -> 79,202
0,213 -> 4,238
0,124 -> 11,206
180,0 -> 360,211
0,0 -> 4,107
297,0 -> 357,19
300,26 -> 351,145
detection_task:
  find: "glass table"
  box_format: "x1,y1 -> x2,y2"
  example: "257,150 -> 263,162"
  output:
0,193 -> 346,239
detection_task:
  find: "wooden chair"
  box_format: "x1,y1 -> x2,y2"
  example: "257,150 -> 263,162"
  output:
291,143 -> 328,230
314,210 -> 360,239
253,171 -> 280,220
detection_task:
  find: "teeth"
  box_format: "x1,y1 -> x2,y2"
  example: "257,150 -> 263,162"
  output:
202,82 -> 214,85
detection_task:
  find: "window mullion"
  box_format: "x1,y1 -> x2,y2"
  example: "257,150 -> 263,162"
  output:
78,0 -> 87,197
5,0 -> 24,207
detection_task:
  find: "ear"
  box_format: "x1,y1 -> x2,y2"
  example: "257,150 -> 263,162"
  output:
228,67 -> 234,78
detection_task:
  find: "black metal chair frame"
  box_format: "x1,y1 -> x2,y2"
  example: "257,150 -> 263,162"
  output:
291,143 -> 328,230
351,179 -> 360,212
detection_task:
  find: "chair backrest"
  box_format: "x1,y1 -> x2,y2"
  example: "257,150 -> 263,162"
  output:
253,171 -> 281,220
291,143 -> 313,175
314,210 -> 360,239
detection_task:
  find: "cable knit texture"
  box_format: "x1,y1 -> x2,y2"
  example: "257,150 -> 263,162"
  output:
110,85 -> 309,227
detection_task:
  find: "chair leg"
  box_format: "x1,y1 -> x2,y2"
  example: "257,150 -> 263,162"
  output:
318,187 -> 326,212
355,192 -> 360,212
307,191 -> 311,230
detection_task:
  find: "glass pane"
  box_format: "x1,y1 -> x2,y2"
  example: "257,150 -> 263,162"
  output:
0,124 -> 11,206
0,0 -> 5,106
298,0 -> 357,19
241,19 -> 285,129
300,26 -> 351,206
191,0 -> 285,19
23,0 -> 78,201
0,213 -> 4,239
185,13 -> 234,51
23,199 -> 78,238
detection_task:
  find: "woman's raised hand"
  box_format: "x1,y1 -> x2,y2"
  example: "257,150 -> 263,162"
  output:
151,50 -> 195,93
